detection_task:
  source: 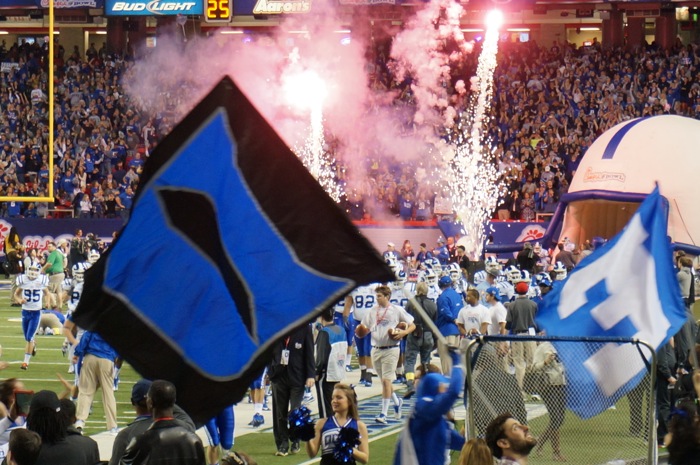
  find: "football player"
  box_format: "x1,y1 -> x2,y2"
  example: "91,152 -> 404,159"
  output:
349,283 -> 380,386
62,262 -> 88,376
418,268 -> 441,301
389,269 -> 411,385
423,257 -> 443,277
476,257 -> 502,306
332,293 -> 356,373
447,262 -> 468,299
204,405 -> 235,465
247,369 -> 267,428
14,264 -> 49,370
87,249 -> 100,265
552,261 -> 568,281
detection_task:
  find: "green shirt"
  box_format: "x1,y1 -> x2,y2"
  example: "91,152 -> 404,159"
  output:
46,250 -> 64,274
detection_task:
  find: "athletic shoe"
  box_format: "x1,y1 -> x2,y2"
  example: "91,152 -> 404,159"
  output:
61,341 -> 70,357
290,441 -> 301,454
392,378 -> 404,385
394,398 -> 404,420
345,365 -> 353,372
375,414 -> 387,424
113,377 -> 120,391
20,363 -> 28,370
251,413 -> 264,427
108,427 -> 120,435
275,449 -> 288,457
31,344 -> 37,357
74,420 -> 85,431
262,402 -> 271,412
364,380 -> 372,388
68,365 -> 75,374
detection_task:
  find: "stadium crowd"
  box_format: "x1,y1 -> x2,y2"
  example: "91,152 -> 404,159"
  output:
0,26 -> 700,462
1,36 -> 700,221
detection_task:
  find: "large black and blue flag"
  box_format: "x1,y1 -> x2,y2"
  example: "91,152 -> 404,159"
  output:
73,77 -> 394,424
536,186 -> 687,419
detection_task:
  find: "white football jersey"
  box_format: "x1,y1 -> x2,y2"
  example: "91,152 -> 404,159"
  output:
66,281 -> 84,313
427,284 -> 441,302
454,277 -> 469,296
16,274 -> 49,311
496,280 -> 515,303
390,285 -> 409,309
333,294 -> 353,316
350,284 -> 380,322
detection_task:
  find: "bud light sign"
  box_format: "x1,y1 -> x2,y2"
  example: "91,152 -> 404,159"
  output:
106,0 -> 204,15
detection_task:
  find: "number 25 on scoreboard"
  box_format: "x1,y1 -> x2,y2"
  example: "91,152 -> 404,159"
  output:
205,0 -> 231,22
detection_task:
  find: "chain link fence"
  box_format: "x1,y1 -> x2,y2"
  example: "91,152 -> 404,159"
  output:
464,335 -> 656,465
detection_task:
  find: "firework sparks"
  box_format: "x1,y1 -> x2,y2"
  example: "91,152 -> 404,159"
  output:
282,51 -> 343,202
449,9 -> 506,259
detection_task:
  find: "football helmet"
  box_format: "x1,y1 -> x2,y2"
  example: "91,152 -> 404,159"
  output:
505,265 -> 522,284
421,268 -> 438,286
485,256 -> 502,276
423,257 -> 442,274
553,261 -> 567,281
87,249 -> 101,265
393,269 -> 407,290
514,269 -> 530,284
26,264 -> 41,280
535,272 -> 553,288
447,263 -> 461,282
72,262 -> 89,283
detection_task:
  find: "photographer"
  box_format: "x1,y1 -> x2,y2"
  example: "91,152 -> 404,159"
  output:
69,230 -> 87,267
85,233 -> 102,254
6,245 -> 25,306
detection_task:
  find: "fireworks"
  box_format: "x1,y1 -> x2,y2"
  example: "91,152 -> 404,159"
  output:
282,50 -> 343,202
448,10 -> 506,259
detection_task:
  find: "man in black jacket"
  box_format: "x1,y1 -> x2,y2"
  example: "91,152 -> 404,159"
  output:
403,282 -> 437,394
111,379 -> 196,465
120,380 -> 205,465
268,324 -> 315,456
656,339 -> 677,447
7,244 -> 24,306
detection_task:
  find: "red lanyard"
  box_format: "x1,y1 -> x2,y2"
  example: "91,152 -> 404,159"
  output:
376,305 -> 390,325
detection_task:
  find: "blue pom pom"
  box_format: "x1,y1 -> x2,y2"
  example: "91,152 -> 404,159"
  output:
332,426 -> 361,464
288,407 -> 315,441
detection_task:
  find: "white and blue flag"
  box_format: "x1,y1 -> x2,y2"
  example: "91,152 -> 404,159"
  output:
536,186 -> 687,419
